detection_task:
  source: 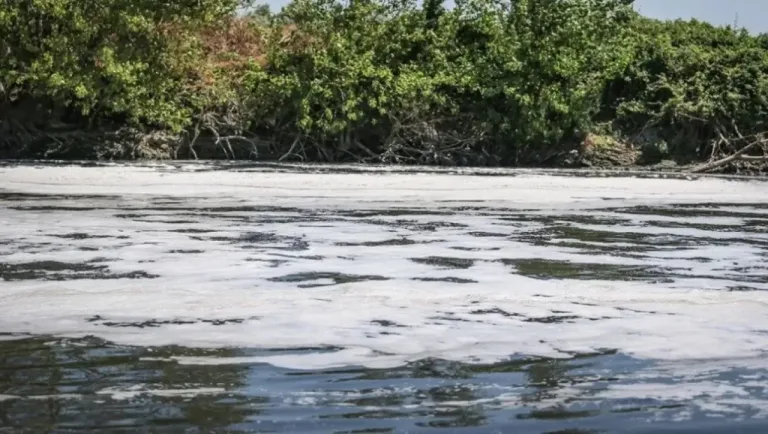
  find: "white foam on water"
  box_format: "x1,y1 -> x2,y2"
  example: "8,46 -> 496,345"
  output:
0,394 -> 82,401
95,384 -> 226,400
596,382 -> 750,401
590,371 -> 768,421
1,164 -> 764,208
271,375 -> 768,422
1,164 -> 768,377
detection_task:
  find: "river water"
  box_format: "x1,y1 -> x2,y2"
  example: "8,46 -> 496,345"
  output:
1,162 -> 768,433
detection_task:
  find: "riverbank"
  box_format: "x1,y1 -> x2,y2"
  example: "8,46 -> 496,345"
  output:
3,1 -> 768,173
2,154 -> 767,180
1,125 -> 765,175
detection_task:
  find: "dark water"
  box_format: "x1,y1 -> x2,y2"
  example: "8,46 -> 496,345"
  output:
3,337 -> 767,434
2,165 -> 768,433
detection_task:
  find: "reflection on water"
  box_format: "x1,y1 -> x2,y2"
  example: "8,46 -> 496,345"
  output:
0,338 -> 257,432
2,165 -> 768,432
0,337 -> 753,433
2,338 -> 767,433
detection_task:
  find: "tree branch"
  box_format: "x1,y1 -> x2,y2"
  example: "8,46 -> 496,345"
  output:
689,132 -> 766,173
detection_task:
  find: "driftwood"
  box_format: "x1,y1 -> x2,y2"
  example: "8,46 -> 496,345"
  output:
689,130 -> 768,173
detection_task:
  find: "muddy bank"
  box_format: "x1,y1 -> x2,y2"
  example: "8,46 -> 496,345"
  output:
2,129 -> 765,176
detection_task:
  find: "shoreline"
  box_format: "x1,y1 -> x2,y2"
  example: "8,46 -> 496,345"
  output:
1,158 -> 767,182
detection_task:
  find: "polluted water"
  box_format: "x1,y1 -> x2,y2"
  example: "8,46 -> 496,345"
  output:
1,162 -> 768,433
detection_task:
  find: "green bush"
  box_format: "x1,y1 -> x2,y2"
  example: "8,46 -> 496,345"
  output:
604,18 -> 768,161
1,0 -> 767,165
0,0 -> 241,131
243,0 -> 634,163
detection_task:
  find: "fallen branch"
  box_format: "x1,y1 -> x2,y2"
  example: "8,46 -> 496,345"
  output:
690,142 -> 758,173
689,131 -> 767,173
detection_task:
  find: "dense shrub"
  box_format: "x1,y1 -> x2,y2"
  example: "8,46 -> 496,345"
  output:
603,17 -> 768,162
0,0 -> 242,130
1,0 -> 766,165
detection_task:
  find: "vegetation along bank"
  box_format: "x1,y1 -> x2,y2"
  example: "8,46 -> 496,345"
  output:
1,0 -> 767,173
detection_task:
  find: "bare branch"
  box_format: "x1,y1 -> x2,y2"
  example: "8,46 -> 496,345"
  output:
279,135 -> 302,161
690,136 -> 764,173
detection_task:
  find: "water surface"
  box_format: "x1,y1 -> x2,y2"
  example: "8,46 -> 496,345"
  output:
1,163 -> 768,433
